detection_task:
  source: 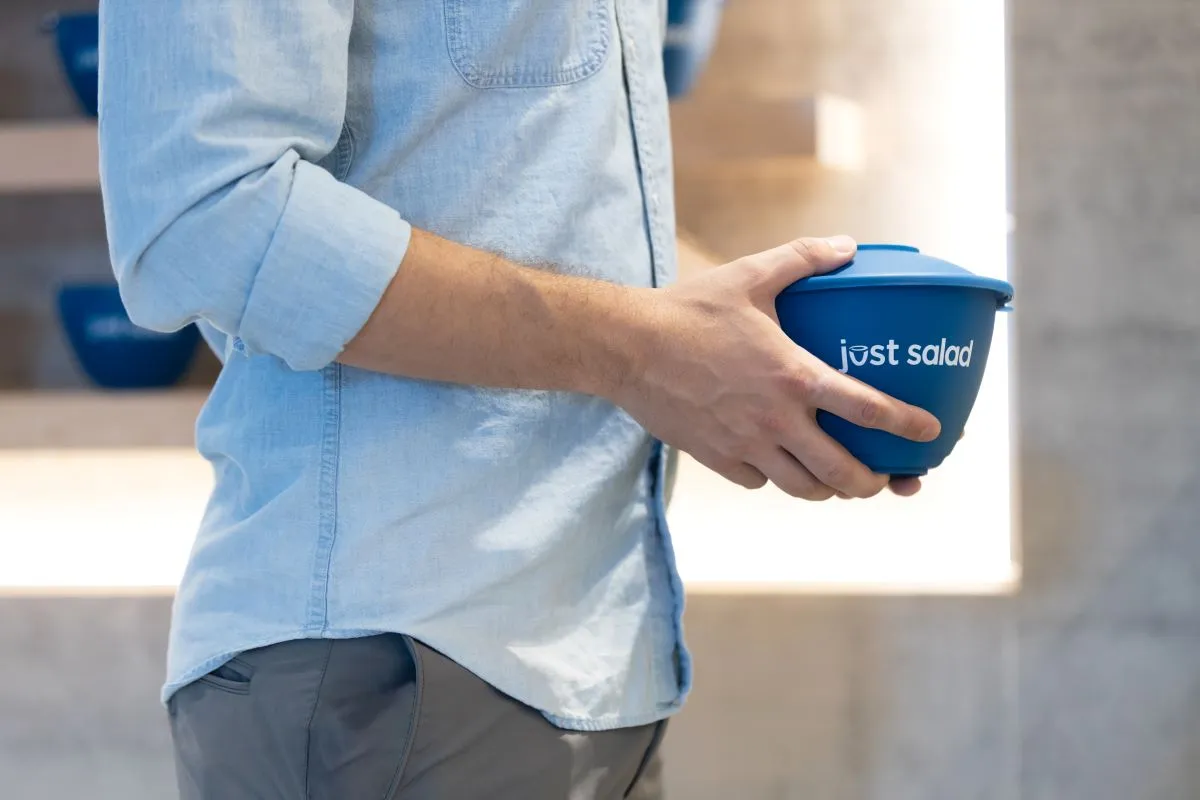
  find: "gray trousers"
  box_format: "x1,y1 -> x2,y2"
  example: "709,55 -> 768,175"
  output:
168,635 -> 667,800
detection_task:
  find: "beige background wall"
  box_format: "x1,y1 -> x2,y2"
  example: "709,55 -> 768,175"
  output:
1012,0 -> 1200,797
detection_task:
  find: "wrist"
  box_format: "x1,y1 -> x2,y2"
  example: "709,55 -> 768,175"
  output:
572,284 -> 659,400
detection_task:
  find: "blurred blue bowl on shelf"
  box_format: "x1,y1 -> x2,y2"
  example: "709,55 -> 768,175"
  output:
58,284 -> 199,389
664,0 -> 725,99
44,12 -> 99,117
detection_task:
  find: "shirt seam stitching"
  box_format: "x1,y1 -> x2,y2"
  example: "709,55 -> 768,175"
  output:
307,364 -> 342,633
443,0 -> 612,89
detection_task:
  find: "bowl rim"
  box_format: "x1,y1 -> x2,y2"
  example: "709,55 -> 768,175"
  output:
781,273 -> 1014,304
779,244 -> 1014,306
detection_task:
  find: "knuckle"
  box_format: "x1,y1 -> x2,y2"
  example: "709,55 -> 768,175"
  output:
783,368 -> 821,401
787,238 -> 824,264
724,469 -> 749,487
735,256 -> 773,285
900,410 -> 936,441
758,410 -> 788,436
858,475 -> 888,499
781,479 -> 814,499
742,471 -> 768,490
819,457 -> 879,498
709,457 -> 765,492
810,484 -> 837,501
821,460 -> 847,488
720,443 -> 758,470
796,481 -> 835,501
779,473 -> 832,501
697,450 -> 736,476
724,438 -> 756,463
858,396 -> 886,426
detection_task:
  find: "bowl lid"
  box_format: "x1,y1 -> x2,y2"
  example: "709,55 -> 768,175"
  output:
781,244 -> 1014,306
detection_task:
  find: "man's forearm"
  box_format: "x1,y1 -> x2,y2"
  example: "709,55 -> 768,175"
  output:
340,228 -> 651,397
341,230 -> 944,502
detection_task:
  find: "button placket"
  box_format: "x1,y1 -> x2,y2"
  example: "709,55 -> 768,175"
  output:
616,5 -> 671,289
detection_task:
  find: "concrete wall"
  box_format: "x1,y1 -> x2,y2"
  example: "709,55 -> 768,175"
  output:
4,0 -> 1200,798
1012,0 -> 1200,797
0,598 -> 176,797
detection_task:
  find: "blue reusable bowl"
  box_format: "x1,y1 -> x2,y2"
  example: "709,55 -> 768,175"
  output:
663,0 -> 725,99
775,244 -> 1014,476
45,12 -> 99,117
57,284 -> 199,389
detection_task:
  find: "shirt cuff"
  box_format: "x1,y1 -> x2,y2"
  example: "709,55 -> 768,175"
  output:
238,161 -> 412,371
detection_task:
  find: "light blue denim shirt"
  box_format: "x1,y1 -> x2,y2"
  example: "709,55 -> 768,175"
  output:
98,0 -> 689,730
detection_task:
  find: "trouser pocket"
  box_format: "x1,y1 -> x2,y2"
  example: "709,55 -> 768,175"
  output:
169,636 -> 419,800
194,656 -> 255,694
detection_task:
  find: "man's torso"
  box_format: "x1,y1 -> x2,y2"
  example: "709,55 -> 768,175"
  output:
167,0 -> 691,731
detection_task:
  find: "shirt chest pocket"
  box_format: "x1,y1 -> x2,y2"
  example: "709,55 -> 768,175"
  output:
444,0 -> 613,88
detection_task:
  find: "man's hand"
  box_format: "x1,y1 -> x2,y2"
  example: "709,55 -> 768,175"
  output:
609,236 -> 941,500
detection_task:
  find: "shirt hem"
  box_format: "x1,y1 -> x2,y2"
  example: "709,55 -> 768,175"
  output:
540,703 -> 684,732
162,626 -> 690,733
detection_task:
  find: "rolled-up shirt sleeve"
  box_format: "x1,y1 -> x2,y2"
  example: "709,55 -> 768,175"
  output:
98,2 -> 411,371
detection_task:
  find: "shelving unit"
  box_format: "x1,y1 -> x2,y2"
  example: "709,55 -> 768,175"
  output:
670,94 -> 865,172
0,121 -> 99,194
0,94 -> 863,194
0,387 -> 1017,595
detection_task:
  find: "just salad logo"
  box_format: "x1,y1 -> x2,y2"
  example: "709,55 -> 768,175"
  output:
837,338 -> 975,373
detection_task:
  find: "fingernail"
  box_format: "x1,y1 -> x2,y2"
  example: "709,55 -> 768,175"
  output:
826,235 -> 856,255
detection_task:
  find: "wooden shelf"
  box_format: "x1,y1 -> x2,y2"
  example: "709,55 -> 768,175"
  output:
0,121 -> 99,194
0,389 -> 207,449
670,93 -> 865,172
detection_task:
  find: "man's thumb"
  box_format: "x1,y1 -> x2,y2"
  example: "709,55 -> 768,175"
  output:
751,235 -> 857,296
